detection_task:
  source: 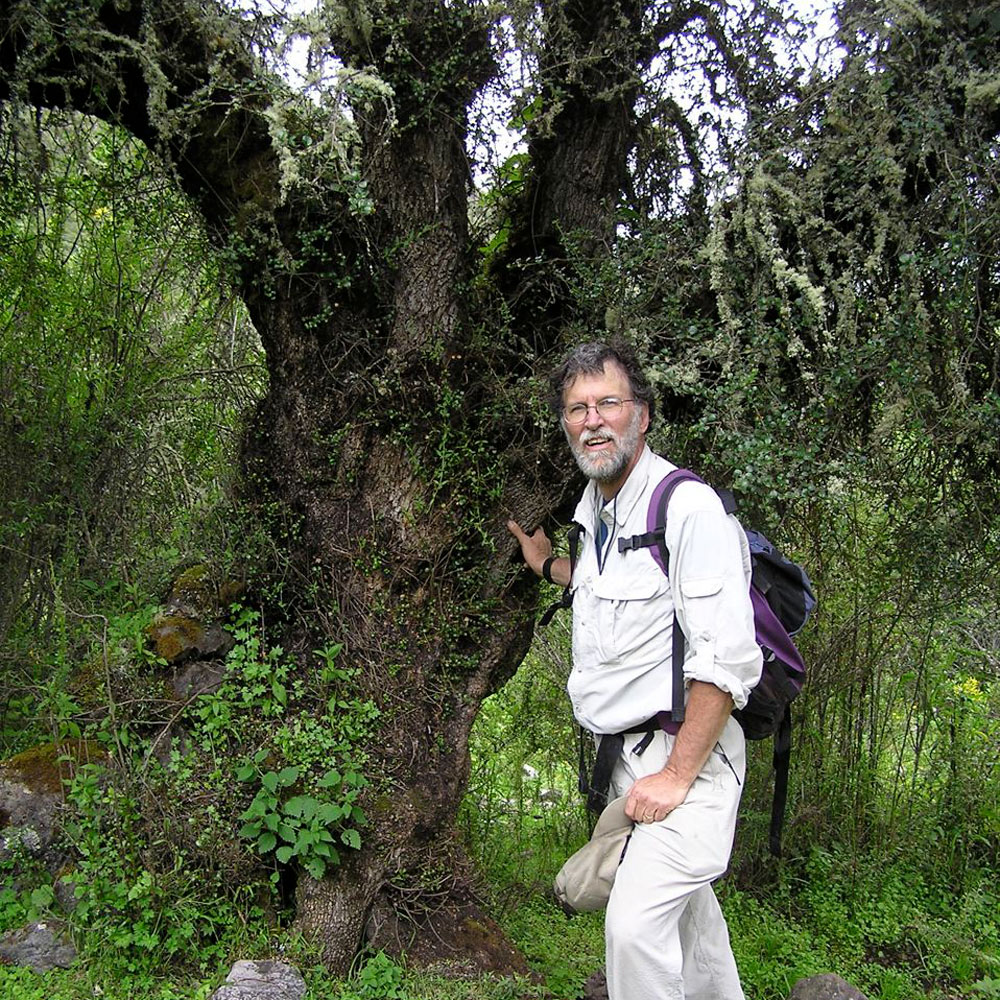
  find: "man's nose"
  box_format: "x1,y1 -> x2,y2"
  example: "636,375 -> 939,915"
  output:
583,404 -> 605,428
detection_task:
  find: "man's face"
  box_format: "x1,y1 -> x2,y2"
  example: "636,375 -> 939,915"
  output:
561,361 -> 649,496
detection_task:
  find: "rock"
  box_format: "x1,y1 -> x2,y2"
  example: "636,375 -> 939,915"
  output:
789,973 -> 869,1000
210,960 -> 307,1000
144,564 -> 245,668
582,969 -> 608,1000
166,563 -> 214,618
0,921 -> 76,971
171,659 -> 227,698
146,614 -> 233,666
0,741 -> 106,875
164,564 -> 234,621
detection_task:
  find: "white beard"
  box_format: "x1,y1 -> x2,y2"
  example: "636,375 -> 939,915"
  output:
568,406 -> 642,484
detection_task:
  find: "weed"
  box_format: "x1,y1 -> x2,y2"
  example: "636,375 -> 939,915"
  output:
236,752 -> 368,879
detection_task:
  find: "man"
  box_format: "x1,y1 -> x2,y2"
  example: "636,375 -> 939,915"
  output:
507,341 -> 762,1000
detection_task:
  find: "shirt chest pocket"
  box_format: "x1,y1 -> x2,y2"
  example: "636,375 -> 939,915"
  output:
594,558 -> 673,660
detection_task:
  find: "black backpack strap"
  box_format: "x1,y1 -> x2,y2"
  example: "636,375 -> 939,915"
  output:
769,705 -> 792,857
584,731 -> 623,814
617,529 -> 662,554
580,716 -> 665,815
538,522 -> 583,626
670,614 -> 686,724
716,488 -> 737,515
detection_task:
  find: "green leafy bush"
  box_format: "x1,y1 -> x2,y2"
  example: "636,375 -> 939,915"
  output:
237,755 -> 367,879
59,762 -> 257,973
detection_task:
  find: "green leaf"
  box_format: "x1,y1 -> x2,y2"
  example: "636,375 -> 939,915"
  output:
29,885 -> 55,910
304,857 -> 326,879
257,832 -> 277,853
283,795 -> 317,820
239,799 -> 264,820
283,795 -> 306,817
341,828 -> 362,850
277,766 -> 300,787
276,845 -> 295,864
318,803 -> 345,824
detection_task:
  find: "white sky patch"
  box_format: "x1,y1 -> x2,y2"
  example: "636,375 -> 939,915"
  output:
235,0 -> 843,201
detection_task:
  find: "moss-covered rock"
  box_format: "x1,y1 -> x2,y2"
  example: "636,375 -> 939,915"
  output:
0,741 -> 106,800
145,614 -> 233,665
144,564 -> 241,667
0,741 -> 107,871
164,563 -> 244,621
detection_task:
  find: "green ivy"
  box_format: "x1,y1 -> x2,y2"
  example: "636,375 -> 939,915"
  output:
236,753 -> 368,879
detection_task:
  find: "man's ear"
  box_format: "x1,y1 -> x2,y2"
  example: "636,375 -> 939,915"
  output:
639,402 -> 650,435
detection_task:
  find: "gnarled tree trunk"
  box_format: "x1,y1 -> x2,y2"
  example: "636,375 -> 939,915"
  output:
0,0 -> 646,969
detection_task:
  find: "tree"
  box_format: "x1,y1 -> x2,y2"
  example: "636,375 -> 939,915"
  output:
1,0 -> 791,970
702,0 -> 1000,515
676,0 -> 1000,871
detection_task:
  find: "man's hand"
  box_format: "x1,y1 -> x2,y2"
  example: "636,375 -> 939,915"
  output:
507,520 -> 571,586
508,518 -> 575,585
625,767 -> 692,824
625,681 -> 735,824
506,520 -> 552,577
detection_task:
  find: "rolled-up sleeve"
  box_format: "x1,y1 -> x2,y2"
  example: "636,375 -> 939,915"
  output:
668,507 -> 763,709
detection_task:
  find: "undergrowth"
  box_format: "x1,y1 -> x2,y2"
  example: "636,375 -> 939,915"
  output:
3,580 -> 999,999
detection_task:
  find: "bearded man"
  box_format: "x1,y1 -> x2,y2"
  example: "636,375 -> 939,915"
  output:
508,341 -> 762,1000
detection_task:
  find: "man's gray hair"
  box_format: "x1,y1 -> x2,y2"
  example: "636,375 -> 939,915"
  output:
548,341 -> 657,426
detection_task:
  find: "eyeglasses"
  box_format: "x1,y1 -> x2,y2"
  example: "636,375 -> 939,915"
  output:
562,397 -> 635,424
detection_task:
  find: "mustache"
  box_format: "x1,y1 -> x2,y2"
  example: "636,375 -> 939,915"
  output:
579,428 -> 620,446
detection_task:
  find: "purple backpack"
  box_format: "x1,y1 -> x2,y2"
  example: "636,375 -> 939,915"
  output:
617,468 -> 815,855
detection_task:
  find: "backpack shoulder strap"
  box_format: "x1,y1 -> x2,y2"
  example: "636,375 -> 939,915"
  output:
617,468 -> 706,575
616,468 -> 707,724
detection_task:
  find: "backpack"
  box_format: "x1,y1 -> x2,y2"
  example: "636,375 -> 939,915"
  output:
542,467 -> 816,857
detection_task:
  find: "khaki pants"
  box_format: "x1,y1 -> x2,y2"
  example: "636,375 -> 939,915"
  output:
605,717 -> 746,1000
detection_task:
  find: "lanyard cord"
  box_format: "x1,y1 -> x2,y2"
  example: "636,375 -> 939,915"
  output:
595,493 -> 618,574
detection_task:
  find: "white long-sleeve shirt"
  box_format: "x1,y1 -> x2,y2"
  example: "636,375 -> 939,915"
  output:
566,446 -> 763,734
